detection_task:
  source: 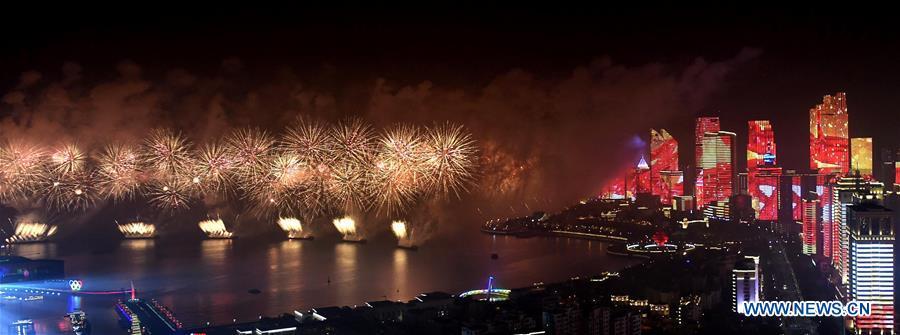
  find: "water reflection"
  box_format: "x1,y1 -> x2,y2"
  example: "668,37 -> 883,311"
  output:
10,242 -> 57,259
333,243 -> 359,304
201,239 -> 233,267
392,249 -> 408,300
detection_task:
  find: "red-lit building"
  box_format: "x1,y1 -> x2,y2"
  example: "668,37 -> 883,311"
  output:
748,120 -> 776,169
695,117 -> 721,206
650,129 -> 680,204
749,167 -> 782,221
801,195 -> 819,255
660,170 -> 684,205
699,131 -> 736,208
810,92 -> 849,174
791,175 -> 802,221
747,120 -> 780,221
601,156 -> 650,200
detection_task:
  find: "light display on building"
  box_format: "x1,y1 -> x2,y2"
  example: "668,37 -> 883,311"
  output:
818,175 -> 833,259
850,137 -> 873,176
848,204 -> 894,332
801,196 -> 818,255
810,92 -> 849,174
791,175 -> 802,221
695,117 -> 721,206
650,128 -> 679,202
748,167 -> 782,221
660,170 -> 684,205
700,131 -> 736,207
635,155 -> 650,194
748,120 -> 776,169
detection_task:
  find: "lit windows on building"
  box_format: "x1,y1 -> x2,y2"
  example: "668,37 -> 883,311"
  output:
733,256 -> 761,314
847,203 -> 894,333
802,195 -> 819,255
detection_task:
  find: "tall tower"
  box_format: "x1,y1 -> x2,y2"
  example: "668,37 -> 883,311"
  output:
810,92 -> 850,174
847,203 -> 894,332
695,117 -> 721,206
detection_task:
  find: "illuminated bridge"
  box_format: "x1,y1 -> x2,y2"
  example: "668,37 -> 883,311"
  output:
458,288 -> 511,302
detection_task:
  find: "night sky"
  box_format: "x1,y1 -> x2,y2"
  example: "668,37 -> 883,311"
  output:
1,5 -> 897,212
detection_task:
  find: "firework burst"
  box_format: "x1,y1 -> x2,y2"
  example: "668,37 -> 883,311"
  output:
142,129 -> 193,178
146,177 -> 193,211
422,123 -> 477,198
49,142 -> 86,176
96,144 -> 144,201
191,141 -> 236,195
0,141 -> 45,201
371,125 -> 428,215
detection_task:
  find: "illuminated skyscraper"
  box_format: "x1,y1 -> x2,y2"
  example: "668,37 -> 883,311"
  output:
650,129 -> 680,203
695,117 -> 721,206
829,175 -> 884,286
748,120 -> 776,169
749,167 -> 782,221
810,92 -> 850,174
747,120 -> 780,221
802,194 -> 819,255
847,203 -> 894,332
733,255 -> 761,314
700,131 -> 736,207
851,137 -> 873,176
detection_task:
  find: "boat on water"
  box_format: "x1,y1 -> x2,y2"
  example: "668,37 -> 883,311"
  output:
66,311 -> 91,335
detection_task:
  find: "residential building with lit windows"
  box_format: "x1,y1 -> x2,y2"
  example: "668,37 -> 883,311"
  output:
847,203 -> 894,333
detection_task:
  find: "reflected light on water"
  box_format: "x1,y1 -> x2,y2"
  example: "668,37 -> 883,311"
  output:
201,239 -> 233,267
393,249 -> 408,300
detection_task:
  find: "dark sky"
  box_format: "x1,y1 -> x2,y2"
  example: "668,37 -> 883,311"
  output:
1,5 -> 898,206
